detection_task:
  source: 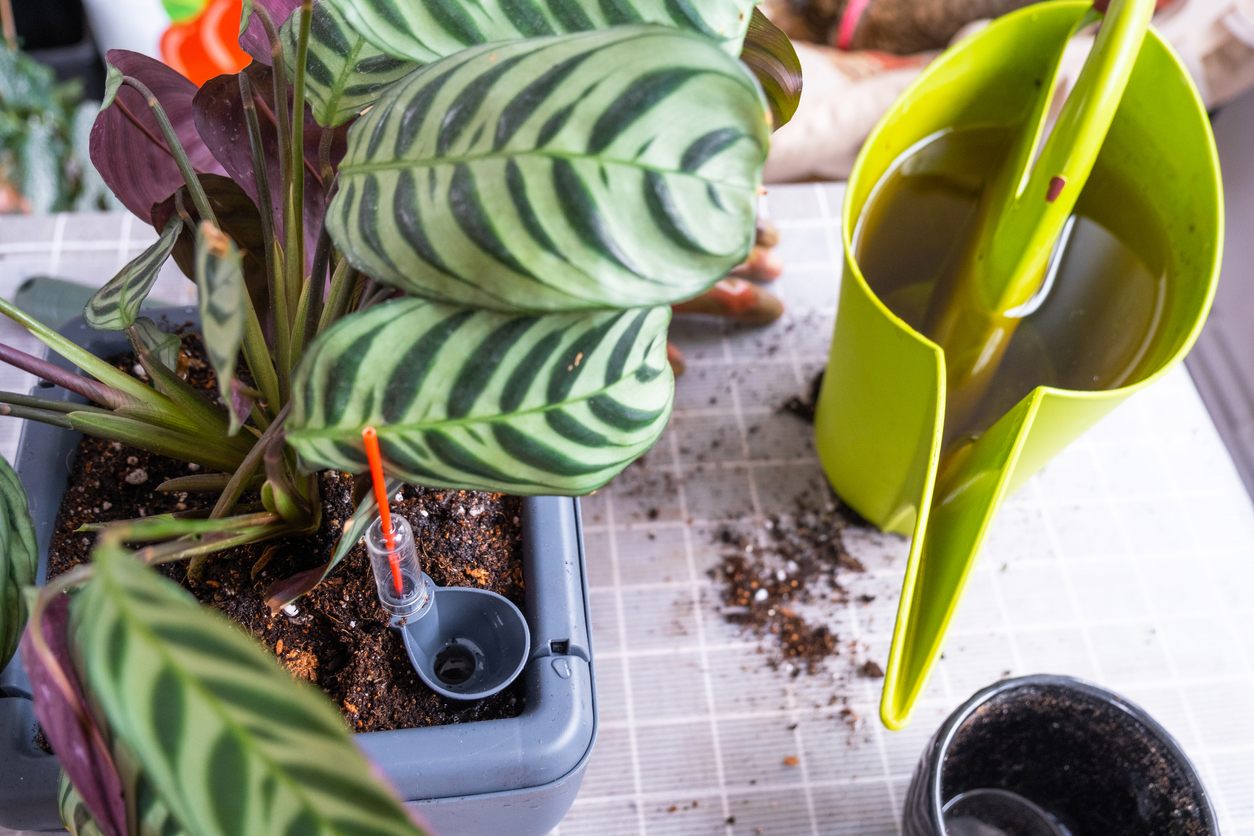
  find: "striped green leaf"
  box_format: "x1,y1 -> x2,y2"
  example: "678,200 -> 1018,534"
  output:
740,7 -> 802,130
194,223 -> 247,434
131,317 -> 182,371
59,774 -> 109,836
327,0 -> 755,63
68,544 -> 429,836
287,298 -> 672,494
281,0 -> 419,127
85,216 -> 183,331
0,454 -> 37,671
327,27 -> 769,313
61,768 -> 189,836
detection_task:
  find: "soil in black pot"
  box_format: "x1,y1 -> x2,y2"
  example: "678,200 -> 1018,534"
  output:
941,684 -> 1209,836
45,334 -> 527,732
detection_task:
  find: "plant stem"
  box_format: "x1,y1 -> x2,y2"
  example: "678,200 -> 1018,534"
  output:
0,403 -> 72,428
237,71 -> 279,293
139,524 -> 287,566
318,127 -> 335,196
126,324 -> 243,444
211,402 -> 291,521
252,5 -> 295,314
317,261 -> 356,333
120,76 -> 217,228
300,219 -> 333,346
0,390 -> 113,416
0,341 -> 129,408
287,0 -> 314,316
242,298 -> 281,414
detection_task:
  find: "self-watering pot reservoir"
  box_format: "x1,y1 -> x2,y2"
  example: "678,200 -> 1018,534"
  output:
361,426 -> 531,702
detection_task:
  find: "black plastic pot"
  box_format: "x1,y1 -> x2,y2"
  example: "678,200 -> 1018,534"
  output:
903,674 -> 1218,836
0,310 -> 597,834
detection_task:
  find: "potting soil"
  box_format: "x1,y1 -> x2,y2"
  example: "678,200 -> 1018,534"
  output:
45,335 -> 527,732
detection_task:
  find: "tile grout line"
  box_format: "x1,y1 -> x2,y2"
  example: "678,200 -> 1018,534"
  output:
603,484 -> 650,836
667,429 -> 736,836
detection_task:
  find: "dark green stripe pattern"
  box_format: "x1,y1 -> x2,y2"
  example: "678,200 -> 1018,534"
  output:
194,225 -> 247,432
282,0 -> 419,128
327,0 -> 755,63
85,216 -> 183,330
0,454 -> 37,678
68,545 -> 429,836
287,297 -> 673,494
327,27 -> 768,313
60,768 -> 189,836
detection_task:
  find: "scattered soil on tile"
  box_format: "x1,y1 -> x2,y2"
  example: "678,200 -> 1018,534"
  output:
943,685 -> 1210,836
45,332 -> 526,732
780,370 -> 825,423
711,489 -> 872,677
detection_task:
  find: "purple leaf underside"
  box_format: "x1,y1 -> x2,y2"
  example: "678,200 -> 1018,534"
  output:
239,0 -> 304,65
193,62 -> 349,272
90,50 -> 225,222
19,596 -> 127,836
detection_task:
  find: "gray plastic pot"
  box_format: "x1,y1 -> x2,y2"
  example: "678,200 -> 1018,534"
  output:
0,309 -> 597,835
902,674 -> 1217,836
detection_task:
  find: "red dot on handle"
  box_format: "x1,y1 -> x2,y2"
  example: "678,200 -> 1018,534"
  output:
1046,176 -> 1066,203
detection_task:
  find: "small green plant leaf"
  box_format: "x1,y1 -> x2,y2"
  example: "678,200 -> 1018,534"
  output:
194,222 -> 248,435
101,62 -> 123,113
281,0 -> 419,127
85,216 -> 184,331
130,318 -> 182,371
68,544 -> 430,836
328,27 -> 769,312
0,454 -> 38,671
739,7 -> 802,130
239,0 -> 255,36
327,0 -> 755,62
288,298 -> 673,494
59,773 -> 110,836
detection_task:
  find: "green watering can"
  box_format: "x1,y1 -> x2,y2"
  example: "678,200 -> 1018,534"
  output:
812,0 -> 1223,730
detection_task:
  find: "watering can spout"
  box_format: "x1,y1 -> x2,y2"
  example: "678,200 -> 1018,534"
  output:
812,0 -> 1223,731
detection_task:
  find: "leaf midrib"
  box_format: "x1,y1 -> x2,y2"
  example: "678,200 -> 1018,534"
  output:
103,574 -> 379,836
289,366 -> 667,441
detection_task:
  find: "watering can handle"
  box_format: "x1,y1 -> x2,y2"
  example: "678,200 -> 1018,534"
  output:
973,0 -> 1156,313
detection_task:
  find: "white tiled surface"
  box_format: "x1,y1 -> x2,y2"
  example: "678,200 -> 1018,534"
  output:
551,183 -> 1254,835
1,191 -> 1252,835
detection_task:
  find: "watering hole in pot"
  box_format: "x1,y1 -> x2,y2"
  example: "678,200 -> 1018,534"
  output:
434,642 -> 479,685
939,685 -> 1211,836
854,124 -> 1174,450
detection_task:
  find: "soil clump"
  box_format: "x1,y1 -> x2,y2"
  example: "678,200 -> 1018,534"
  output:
712,493 -> 872,677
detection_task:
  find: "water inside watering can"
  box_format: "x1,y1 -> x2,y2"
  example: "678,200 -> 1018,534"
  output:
854,124 -> 1172,450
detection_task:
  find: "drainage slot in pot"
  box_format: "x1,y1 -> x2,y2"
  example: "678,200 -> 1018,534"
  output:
550,639 -> 570,655
434,644 -> 476,685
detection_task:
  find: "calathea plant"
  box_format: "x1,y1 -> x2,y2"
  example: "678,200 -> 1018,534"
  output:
0,0 -> 801,833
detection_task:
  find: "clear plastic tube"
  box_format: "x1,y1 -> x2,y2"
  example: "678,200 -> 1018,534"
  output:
364,515 -> 432,619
